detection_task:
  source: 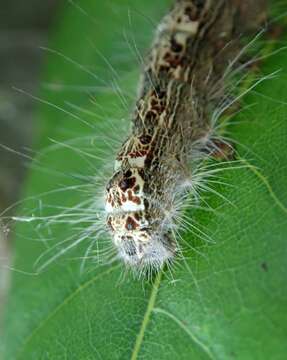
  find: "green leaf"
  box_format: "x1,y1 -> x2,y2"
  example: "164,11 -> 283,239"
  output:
2,1 -> 287,359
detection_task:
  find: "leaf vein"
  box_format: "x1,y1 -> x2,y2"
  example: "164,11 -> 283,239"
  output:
16,265 -> 119,359
241,158 -> 287,215
153,307 -> 215,359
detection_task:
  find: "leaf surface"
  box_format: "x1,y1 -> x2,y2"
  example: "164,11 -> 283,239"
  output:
2,1 -> 287,359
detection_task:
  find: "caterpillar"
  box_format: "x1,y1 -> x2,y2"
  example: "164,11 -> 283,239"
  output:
3,0 -> 273,277
104,0 -> 267,271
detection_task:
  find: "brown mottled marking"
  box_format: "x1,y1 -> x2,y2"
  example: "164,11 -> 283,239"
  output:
211,140 -> 235,160
170,37 -> 183,53
126,189 -> 141,205
107,216 -> 114,231
145,110 -> 157,122
125,216 -> 138,231
133,197 -> 141,205
129,150 -> 147,158
134,212 -> 141,221
184,6 -> 199,21
127,190 -> 133,201
139,134 -> 152,145
119,177 -> 136,191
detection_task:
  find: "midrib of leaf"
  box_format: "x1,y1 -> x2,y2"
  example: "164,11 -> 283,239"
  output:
130,270 -> 162,360
131,274 -> 215,360
16,265 -> 120,359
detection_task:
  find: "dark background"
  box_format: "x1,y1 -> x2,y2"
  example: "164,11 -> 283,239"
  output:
0,0 -> 60,324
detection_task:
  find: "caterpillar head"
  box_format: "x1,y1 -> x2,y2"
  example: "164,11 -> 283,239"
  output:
105,168 -> 176,268
106,212 -> 175,268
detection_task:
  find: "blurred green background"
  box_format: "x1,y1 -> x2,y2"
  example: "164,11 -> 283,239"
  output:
0,0 -> 60,335
1,1 -> 287,359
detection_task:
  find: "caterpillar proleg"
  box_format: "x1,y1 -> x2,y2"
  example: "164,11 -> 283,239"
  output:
104,0 -> 267,271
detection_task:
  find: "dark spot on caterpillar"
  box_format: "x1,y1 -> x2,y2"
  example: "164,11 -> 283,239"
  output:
157,90 -> 166,99
184,6 -> 199,21
133,197 -> 141,205
153,162 -> 160,171
170,37 -> 183,53
157,148 -> 163,158
144,198 -> 149,210
127,190 -> 133,201
193,0 -> 205,10
145,110 -> 157,122
156,189 -> 163,197
151,103 -> 165,114
124,170 -> 132,178
139,134 -> 152,145
144,156 -> 152,167
119,179 -> 129,191
164,52 -> 181,68
175,154 -> 181,162
164,52 -> 171,61
159,65 -> 170,73
134,185 -> 140,194
107,216 -> 114,231
119,177 -> 136,191
151,98 -> 158,107
144,147 -> 155,167
211,140 -> 234,161
125,216 -> 138,231
134,213 -> 140,221
138,169 -> 145,180
153,86 -> 166,99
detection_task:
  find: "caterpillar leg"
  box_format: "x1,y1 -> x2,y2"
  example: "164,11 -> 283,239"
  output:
210,140 -> 235,161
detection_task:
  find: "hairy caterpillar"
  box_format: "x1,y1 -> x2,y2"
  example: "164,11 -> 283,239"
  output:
2,0 -> 275,278
2,2 -> 287,359
104,0 -> 267,271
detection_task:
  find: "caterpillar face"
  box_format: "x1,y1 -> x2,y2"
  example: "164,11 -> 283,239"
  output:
111,224 -> 174,267
105,168 -> 176,268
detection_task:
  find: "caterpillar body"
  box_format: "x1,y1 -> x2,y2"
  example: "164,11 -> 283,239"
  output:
105,0 -> 266,270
